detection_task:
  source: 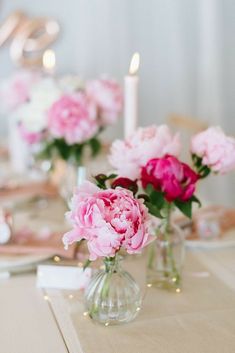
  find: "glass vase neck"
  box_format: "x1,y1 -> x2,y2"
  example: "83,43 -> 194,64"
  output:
104,255 -> 122,273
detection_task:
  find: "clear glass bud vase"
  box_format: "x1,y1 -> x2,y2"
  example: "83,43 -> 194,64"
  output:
84,255 -> 142,325
147,220 -> 185,292
59,159 -> 86,206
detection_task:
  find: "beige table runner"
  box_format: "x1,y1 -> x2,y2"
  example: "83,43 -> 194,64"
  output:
0,275 -> 68,353
47,248 -> 235,353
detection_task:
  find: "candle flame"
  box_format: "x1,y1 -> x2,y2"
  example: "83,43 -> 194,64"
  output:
42,49 -> 56,70
129,52 -> 140,75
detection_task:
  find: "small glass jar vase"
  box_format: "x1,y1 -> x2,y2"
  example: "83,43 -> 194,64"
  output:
59,158 -> 86,206
147,220 -> 185,292
84,255 -> 142,325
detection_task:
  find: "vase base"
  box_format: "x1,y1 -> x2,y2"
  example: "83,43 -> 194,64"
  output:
87,306 -> 141,326
147,271 -> 182,292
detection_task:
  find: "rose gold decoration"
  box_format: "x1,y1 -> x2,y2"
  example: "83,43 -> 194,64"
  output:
0,10 -> 60,68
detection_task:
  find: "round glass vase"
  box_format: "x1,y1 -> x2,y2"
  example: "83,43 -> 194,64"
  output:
147,220 -> 185,292
84,255 -> 142,326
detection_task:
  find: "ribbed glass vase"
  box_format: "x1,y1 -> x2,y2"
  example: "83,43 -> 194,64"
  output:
84,255 -> 142,325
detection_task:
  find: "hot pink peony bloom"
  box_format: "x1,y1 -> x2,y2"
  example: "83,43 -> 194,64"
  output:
0,70 -> 39,111
19,123 -> 44,145
63,181 -> 151,260
47,93 -> 98,145
86,79 -> 123,125
141,155 -> 198,202
191,126 -> 235,174
109,125 -> 181,179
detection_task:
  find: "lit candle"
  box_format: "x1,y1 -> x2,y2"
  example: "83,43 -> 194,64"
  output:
124,52 -> 140,139
42,49 -> 56,75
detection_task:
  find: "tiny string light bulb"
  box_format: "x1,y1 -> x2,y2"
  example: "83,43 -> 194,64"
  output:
54,255 -> 60,263
147,283 -> 152,288
129,52 -> 140,75
42,49 -> 56,73
43,294 -> 50,301
176,288 -> 181,293
105,322 -> 109,327
83,311 -> 88,317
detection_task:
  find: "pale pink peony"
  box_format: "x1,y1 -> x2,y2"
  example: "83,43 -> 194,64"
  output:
47,93 -> 98,145
0,70 -> 39,112
191,126 -> 235,174
86,78 -> 123,125
109,125 -> 181,179
63,181 -> 151,261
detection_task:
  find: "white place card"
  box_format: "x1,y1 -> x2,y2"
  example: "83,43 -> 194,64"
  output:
37,265 -> 92,290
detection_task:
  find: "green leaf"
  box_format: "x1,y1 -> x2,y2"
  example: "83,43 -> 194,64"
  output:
145,202 -> 163,219
89,137 -> 101,157
106,173 -> 118,180
190,195 -> 201,207
199,166 -> 211,179
150,190 -> 165,210
145,183 -> 154,195
174,199 -> 192,218
137,194 -> 150,202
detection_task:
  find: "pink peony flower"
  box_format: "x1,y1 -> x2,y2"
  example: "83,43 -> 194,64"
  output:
86,78 -> 123,125
0,70 -> 39,112
141,155 -> 198,202
109,125 -> 181,179
63,181 -> 151,260
18,123 -> 44,145
47,93 -> 99,145
191,126 -> 235,174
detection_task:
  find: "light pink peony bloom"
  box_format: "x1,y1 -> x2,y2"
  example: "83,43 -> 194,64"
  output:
86,78 -> 123,125
109,125 -> 181,179
47,93 -> 99,145
63,181 -> 151,260
0,70 -> 39,112
191,126 -> 235,174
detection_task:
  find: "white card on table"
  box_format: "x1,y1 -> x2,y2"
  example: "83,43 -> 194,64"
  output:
37,265 -> 92,290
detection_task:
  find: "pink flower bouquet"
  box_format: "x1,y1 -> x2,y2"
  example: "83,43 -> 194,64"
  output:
41,77 -> 123,163
2,71 -> 123,164
108,124 -> 235,291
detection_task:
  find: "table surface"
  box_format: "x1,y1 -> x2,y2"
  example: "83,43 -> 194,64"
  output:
1,245 -> 235,353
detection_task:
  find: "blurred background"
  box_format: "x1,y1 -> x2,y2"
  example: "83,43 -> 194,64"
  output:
0,0 -> 234,205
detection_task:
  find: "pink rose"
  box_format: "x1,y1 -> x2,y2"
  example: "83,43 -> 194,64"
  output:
191,126 -> 235,174
0,70 -> 39,112
63,181 -> 150,260
109,125 -> 181,179
19,123 -> 44,145
141,155 -> 198,202
47,93 -> 98,145
86,79 -> 123,125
